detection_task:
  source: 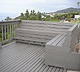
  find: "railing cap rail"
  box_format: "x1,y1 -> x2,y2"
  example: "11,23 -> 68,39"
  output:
0,20 -> 21,24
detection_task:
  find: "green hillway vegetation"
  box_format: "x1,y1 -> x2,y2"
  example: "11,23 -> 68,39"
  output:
16,9 -> 80,23
4,9 -> 80,23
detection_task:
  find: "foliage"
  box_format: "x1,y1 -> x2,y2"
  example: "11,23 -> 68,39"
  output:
5,16 -> 12,21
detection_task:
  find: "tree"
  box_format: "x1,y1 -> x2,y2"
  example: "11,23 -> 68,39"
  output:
37,11 -> 41,20
77,2 -> 80,12
29,15 -> 36,20
19,13 -> 24,19
5,16 -> 12,21
25,9 -> 29,19
30,10 -> 33,15
66,14 -> 72,22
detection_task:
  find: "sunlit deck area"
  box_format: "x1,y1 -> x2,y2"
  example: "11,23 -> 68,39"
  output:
0,42 -> 67,72
0,20 -> 80,72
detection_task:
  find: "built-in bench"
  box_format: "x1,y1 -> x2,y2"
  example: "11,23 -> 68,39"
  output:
15,20 -> 76,45
15,20 -> 80,70
45,24 -> 80,70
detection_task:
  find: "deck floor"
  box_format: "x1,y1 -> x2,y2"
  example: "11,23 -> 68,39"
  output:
0,42 -> 67,72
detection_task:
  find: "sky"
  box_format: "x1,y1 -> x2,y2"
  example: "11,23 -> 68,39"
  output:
0,0 -> 80,13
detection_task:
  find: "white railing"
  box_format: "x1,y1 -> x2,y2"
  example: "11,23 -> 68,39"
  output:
0,20 -> 21,45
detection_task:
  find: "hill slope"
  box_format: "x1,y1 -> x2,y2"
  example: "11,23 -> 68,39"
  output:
55,7 -> 80,13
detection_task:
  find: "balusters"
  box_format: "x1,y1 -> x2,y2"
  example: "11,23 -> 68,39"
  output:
2,25 -> 3,41
10,24 -> 11,39
5,25 -> 6,40
7,25 -> 9,40
12,24 -> 13,38
0,20 -> 21,44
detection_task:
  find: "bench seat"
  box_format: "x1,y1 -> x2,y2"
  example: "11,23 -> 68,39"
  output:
45,34 -> 80,70
15,28 -> 58,45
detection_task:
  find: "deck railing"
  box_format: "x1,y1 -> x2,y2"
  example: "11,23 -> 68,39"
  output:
0,20 -> 21,45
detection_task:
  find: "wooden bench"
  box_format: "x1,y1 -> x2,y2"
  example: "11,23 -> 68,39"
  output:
15,28 -> 58,45
15,20 -> 80,70
45,24 -> 80,70
15,20 -> 76,45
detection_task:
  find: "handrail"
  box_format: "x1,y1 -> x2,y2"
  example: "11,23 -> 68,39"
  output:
0,20 -> 21,45
0,20 -> 21,24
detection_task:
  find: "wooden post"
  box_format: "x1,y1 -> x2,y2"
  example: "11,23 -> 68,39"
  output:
0,41 -> 2,49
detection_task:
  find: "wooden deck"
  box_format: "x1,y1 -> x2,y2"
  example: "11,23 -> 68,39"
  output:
0,42 -> 67,72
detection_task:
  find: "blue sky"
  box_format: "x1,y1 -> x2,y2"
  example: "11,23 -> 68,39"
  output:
0,0 -> 80,13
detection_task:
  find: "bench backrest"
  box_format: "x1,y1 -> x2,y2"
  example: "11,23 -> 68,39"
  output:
20,20 -> 74,33
63,24 -> 78,52
46,24 -> 78,52
15,28 -> 58,45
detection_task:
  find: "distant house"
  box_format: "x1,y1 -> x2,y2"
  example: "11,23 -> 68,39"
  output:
50,14 -> 54,17
75,15 -> 80,19
43,13 -> 54,17
41,15 -> 46,18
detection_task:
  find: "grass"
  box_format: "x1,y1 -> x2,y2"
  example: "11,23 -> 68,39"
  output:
72,20 -> 79,23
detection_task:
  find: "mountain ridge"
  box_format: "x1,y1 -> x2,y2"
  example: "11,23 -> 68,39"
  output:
48,7 -> 80,14
55,7 -> 80,13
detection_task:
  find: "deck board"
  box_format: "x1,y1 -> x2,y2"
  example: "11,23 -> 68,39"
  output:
0,42 -> 67,72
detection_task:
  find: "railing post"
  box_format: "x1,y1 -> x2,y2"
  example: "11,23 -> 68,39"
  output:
0,41 -> 2,49
19,20 -> 21,28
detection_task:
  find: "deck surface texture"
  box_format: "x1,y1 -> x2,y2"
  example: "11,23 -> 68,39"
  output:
0,42 -> 67,72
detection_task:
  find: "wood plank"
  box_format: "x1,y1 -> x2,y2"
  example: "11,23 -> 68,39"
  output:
21,23 -> 71,29
15,37 -> 49,43
57,35 -> 66,46
21,20 -> 74,26
47,67 -> 53,72
0,44 -> 44,72
46,33 -> 62,45
59,69 -> 63,72
52,34 -> 66,45
40,53 -> 45,59
55,68 -> 60,72
51,67 -> 56,72
0,42 -> 66,72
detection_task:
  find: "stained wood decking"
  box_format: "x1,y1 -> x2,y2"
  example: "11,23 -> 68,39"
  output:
0,42 -> 67,72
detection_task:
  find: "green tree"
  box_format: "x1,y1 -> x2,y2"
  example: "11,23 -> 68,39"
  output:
25,9 -> 29,19
66,14 -> 72,22
5,16 -> 12,21
77,2 -> 80,12
30,10 -> 33,15
29,15 -> 36,20
37,11 -> 41,20
19,13 -> 24,19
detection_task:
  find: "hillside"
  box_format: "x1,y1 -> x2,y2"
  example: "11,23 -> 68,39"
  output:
55,7 -> 80,13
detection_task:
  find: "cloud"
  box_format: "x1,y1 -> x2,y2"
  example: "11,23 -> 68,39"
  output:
0,0 -> 79,13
